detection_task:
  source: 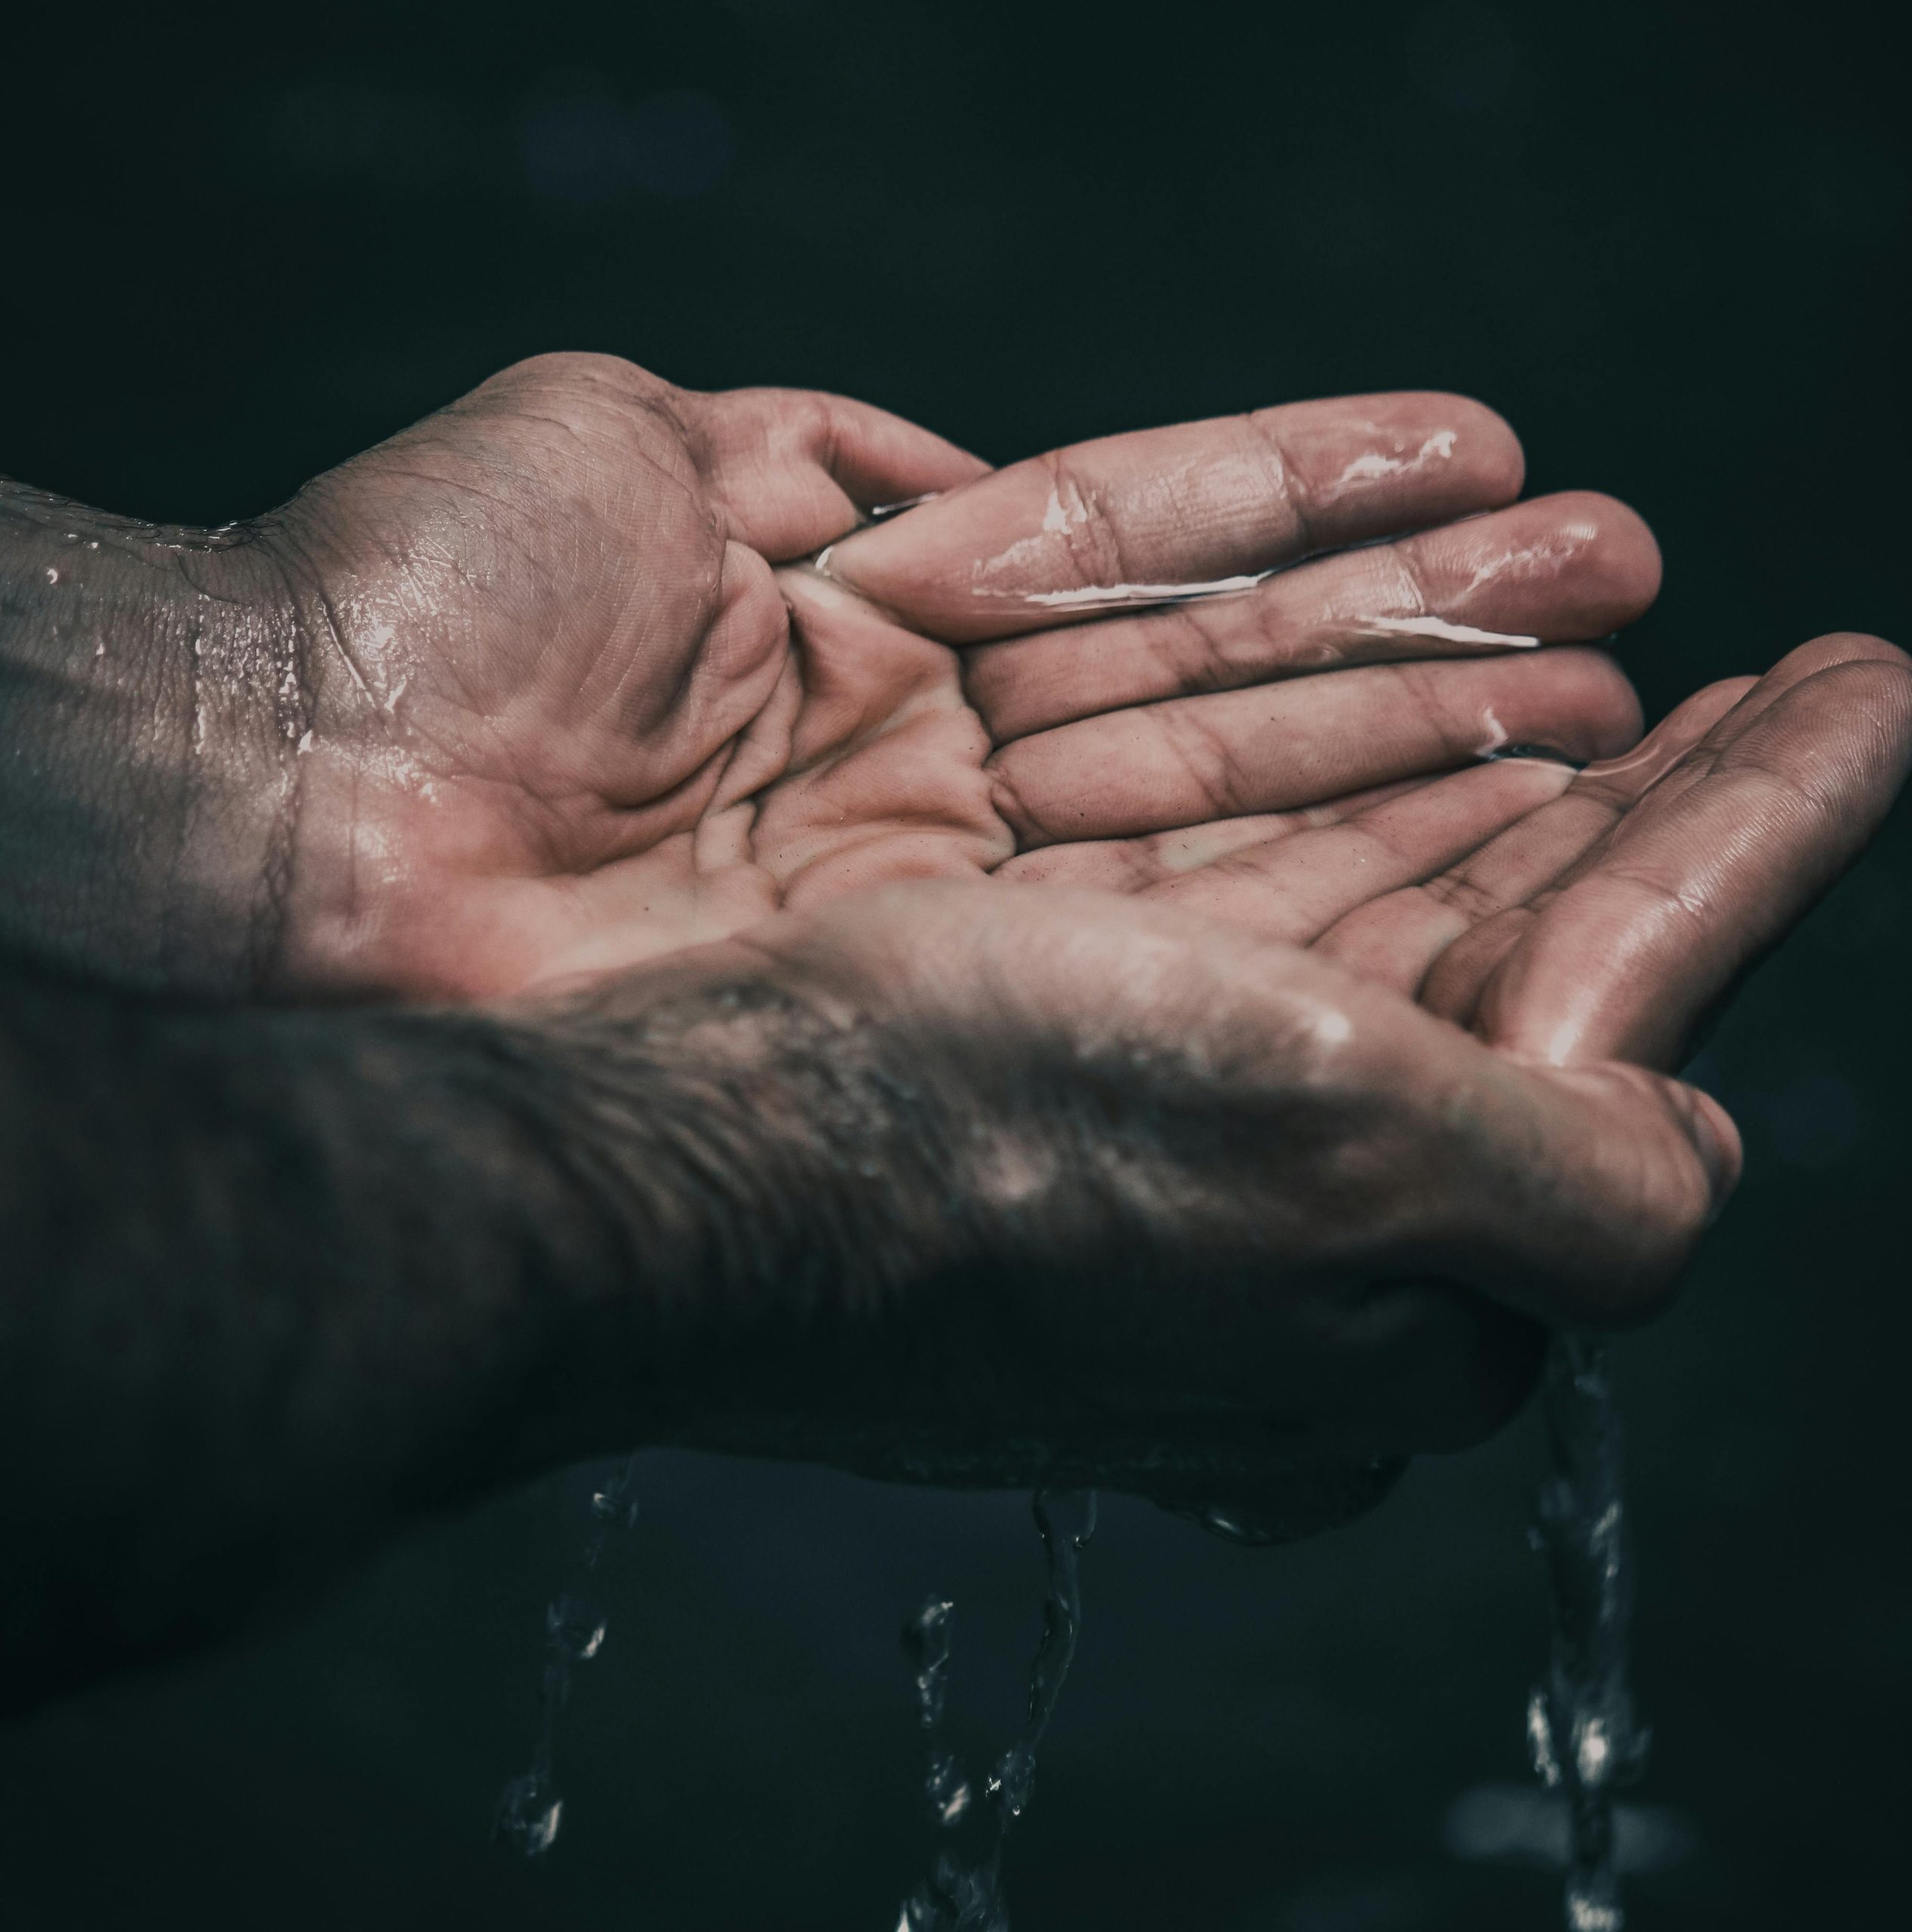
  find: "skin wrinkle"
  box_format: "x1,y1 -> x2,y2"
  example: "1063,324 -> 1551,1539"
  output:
1159,597 -> 1253,697
273,466 -> 800,952
1023,788 -> 1411,891
1240,411 -> 1309,555
1158,699 -> 1268,823
1388,530 -> 1443,624
1421,860 -> 1535,926
276,525 -> 386,717
166,550 -> 250,605
617,531 -> 733,728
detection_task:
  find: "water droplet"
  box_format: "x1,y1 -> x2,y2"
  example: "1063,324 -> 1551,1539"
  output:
493,1771 -> 563,1856
924,1751 -> 970,1826
1191,1504 -> 1275,1544
989,1742 -> 1035,1819
546,1592 -> 606,1663
1566,1881 -> 1624,1932
1526,1687 -> 1561,1786
589,1479 -> 640,1532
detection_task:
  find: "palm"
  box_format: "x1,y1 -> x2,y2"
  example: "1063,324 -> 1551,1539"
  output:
261,354 -> 1662,998
256,355 -> 976,992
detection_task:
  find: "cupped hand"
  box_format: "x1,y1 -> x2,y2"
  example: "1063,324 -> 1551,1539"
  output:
251,354 -> 1658,996
584,882 -> 1732,1535
638,625 -> 1911,1527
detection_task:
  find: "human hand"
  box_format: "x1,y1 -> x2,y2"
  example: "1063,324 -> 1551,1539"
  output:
535,881 -> 1735,1536
651,632 -> 1904,1532
0,863 -> 1737,1702
0,356 -> 1658,998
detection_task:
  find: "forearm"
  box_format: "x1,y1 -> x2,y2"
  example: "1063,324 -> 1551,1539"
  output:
0,946 -> 926,1715
0,484 -> 303,993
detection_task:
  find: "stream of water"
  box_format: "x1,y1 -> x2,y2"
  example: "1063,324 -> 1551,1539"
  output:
493,1449 -> 644,1858
896,1489 -> 1099,1932
1526,1338 -> 1649,1931
492,1345 -> 1648,1932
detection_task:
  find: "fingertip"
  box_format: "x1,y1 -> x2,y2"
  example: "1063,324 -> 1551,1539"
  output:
1744,633 -> 1912,721
1751,654 -> 1912,789
1544,490 -> 1664,623
1789,630 -> 1910,675
1294,391 -> 1526,519
1535,644 -> 1644,758
1409,392 -> 1526,502
1800,648 -> 1912,720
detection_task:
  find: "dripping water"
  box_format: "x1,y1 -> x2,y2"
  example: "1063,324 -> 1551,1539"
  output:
493,1448 -> 644,1857
906,1598 -> 973,1830
1527,1338 -> 1649,1931
897,1489 -> 1098,1932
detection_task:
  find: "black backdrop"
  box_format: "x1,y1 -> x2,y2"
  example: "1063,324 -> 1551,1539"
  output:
2,4 -> 1907,1927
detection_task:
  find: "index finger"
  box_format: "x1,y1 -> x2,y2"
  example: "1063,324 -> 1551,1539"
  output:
819,392 -> 1524,642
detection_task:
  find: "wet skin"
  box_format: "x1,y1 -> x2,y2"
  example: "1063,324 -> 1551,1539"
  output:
0,353 -> 1657,998
2,358 -> 1909,1701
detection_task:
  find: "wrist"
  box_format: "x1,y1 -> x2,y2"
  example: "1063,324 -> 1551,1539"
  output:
487,944 -> 963,1462
0,485 -> 309,994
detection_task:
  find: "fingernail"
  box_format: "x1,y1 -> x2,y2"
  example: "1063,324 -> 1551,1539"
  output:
1686,1091 -> 1744,1221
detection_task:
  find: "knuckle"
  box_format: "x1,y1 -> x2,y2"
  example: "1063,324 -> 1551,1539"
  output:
1036,450 -> 1131,584
1162,705 -> 1250,816
983,749 -> 1051,845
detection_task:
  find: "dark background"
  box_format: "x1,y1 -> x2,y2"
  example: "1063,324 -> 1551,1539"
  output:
2,2 -> 1906,1926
